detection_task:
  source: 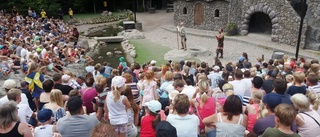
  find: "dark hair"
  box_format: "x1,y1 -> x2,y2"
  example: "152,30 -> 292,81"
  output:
173,94 -> 190,114
311,59 -> 319,64
186,61 -> 191,67
273,78 -> 287,94
234,70 -> 243,79
173,79 -> 184,88
85,77 -> 94,87
43,79 -> 54,93
268,59 -> 274,65
99,67 -> 106,74
67,96 -> 83,115
123,86 -> 138,115
307,73 -> 319,85
222,71 -> 229,81
262,62 -> 268,68
185,79 -> 193,86
218,80 -> 227,91
52,73 -> 62,82
200,62 -> 206,69
95,83 -> 104,94
223,95 -> 243,121
252,76 -> 263,89
243,70 -> 250,78
173,73 -> 183,81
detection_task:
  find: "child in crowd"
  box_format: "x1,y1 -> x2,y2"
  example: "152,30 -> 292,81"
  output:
141,70 -> 158,108
246,91 -> 262,132
285,74 -> 294,88
119,56 -> 127,70
34,108 -> 60,137
140,100 -> 164,137
105,76 -> 131,137
286,72 -> 307,96
261,104 -> 299,137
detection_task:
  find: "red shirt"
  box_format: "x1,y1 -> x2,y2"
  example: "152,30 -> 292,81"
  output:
140,115 -> 156,137
196,97 -> 216,130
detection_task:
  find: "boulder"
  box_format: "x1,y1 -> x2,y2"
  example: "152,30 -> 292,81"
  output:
130,50 -> 137,58
77,38 -> 90,51
114,51 -> 123,55
106,52 -> 113,56
117,29 -> 145,39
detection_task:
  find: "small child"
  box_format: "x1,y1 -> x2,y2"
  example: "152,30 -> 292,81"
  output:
246,91 -> 262,132
286,72 -> 307,96
140,100 -> 165,137
119,56 -> 127,70
34,108 -> 60,137
261,104 -> 299,137
141,70 -> 158,108
285,75 -> 294,88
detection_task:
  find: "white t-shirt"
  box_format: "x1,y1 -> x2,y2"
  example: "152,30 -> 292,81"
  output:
20,48 -> 27,59
53,46 -> 59,56
41,48 -> 47,59
167,114 -> 199,137
17,103 -> 33,123
181,86 -> 196,101
34,124 -> 54,137
242,78 -> 252,97
229,79 -> 247,97
85,66 -> 94,73
0,94 -> 29,106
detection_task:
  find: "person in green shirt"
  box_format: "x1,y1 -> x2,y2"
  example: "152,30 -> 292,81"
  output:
262,104 -> 300,137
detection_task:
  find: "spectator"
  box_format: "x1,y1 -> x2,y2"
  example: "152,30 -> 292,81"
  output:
57,96 -> 99,137
167,94 -> 199,137
291,93 -> 320,137
34,108 -> 60,137
286,72 -> 307,96
307,91 -> 320,115
123,86 -> 139,137
0,101 -> 32,137
306,73 -> 320,94
140,100 -> 164,137
80,77 -> 97,114
261,104 -> 299,137
43,89 -> 66,122
262,69 -> 277,94
229,70 -> 247,97
203,95 -> 247,136
90,123 -> 116,137
0,79 -> 28,105
53,73 -> 73,95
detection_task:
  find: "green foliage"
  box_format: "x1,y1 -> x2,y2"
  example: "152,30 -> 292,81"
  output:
117,21 -> 124,27
227,23 -> 238,36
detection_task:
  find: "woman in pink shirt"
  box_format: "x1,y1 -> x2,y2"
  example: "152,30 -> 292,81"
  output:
80,77 -> 97,114
190,80 -> 216,134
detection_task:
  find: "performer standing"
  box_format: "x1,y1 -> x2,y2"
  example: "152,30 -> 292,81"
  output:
216,29 -> 224,58
177,22 -> 187,50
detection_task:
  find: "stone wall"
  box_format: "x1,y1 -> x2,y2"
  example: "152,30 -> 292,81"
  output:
307,0 -> 320,20
305,0 -> 320,50
174,0 -> 229,30
174,0 -> 313,48
240,0 -> 306,47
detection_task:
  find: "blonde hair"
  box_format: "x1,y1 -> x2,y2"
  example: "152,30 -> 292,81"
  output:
7,88 -> 21,101
250,68 -> 257,77
164,71 -> 174,81
0,101 -> 19,129
307,92 -> 320,111
291,93 -> 310,112
251,91 -> 262,103
112,85 -> 124,102
145,70 -> 155,81
198,80 -> 210,103
50,89 -> 64,107
222,83 -> 233,92
27,62 -> 38,75
286,75 -> 294,83
258,100 -> 268,119
225,90 -> 235,96
196,73 -> 207,83
184,66 -> 190,76
293,72 -> 305,84
64,71 -> 75,78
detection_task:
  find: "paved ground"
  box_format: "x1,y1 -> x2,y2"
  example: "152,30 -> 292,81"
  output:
135,11 -> 320,66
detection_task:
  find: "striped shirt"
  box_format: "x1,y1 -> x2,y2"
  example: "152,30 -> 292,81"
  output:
126,83 -> 140,105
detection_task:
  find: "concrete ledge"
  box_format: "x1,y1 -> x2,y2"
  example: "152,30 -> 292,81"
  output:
94,36 -> 124,43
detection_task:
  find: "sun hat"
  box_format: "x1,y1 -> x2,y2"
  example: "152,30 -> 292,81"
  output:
213,65 -> 220,71
3,79 -> 16,90
111,76 -> 126,88
156,121 -> 177,137
36,48 -> 41,52
119,57 -> 125,62
169,90 -> 179,100
37,108 -> 53,123
145,100 -> 162,113
150,60 -> 157,65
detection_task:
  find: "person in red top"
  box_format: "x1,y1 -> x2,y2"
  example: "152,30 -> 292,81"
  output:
290,57 -> 296,69
140,100 -> 166,137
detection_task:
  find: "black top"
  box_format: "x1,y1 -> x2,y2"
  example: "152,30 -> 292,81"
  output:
262,79 -> 274,94
54,84 -> 73,95
0,122 -> 23,137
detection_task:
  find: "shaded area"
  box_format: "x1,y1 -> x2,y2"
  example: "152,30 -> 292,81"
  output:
249,12 -> 272,34
92,43 -> 127,68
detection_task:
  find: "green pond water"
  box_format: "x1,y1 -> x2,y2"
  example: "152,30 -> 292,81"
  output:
92,42 -> 128,68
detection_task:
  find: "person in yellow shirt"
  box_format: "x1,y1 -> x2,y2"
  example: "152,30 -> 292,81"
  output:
40,9 -> 46,21
103,0 -> 107,10
69,8 -> 73,19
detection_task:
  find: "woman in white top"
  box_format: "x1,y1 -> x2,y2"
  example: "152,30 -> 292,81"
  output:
104,76 -> 131,137
307,91 -> 320,115
291,93 -> 320,137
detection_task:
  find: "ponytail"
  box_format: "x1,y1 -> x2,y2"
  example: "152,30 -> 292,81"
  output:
152,112 -> 161,129
313,98 -> 319,111
200,92 -> 208,103
113,86 -> 120,102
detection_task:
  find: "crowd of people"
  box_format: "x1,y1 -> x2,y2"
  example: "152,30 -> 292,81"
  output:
1,6 -> 320,137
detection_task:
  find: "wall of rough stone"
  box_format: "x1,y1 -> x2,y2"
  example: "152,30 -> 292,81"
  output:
174,0 -> 229,30
307,0 -> 320,20
305,0 -> 320,50
240,0 -> 306,47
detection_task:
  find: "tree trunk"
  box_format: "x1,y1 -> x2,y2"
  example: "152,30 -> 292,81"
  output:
93,0 -> 96,13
